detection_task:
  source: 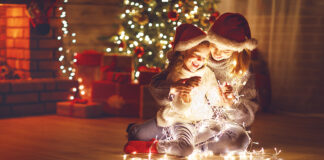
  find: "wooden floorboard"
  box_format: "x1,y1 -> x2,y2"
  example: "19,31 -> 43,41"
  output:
0,113 -> 323,160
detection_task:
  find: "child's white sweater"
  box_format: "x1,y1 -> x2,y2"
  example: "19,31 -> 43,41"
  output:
156,65 -> 221,127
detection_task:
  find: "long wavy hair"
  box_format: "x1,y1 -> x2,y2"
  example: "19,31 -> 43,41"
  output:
230,49 -> 252,76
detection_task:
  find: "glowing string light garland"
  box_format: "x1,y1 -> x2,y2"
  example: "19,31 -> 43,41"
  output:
57,0 -> 85,99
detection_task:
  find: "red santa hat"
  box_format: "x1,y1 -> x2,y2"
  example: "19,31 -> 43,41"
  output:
173,23 -> 207,52
207,13 -> 257,52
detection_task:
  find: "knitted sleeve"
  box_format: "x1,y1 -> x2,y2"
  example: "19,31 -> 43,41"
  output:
149,70 -> 172,106
228,73 -> 259,127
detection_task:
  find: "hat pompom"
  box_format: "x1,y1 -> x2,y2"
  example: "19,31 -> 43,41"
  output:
244,38 -> 258,51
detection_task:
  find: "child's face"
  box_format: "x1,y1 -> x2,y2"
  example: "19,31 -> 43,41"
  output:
210,43 -> 234,61
182,44 -> 210,72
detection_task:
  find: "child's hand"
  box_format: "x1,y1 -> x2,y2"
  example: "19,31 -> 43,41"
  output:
180,92 -> 191,103
185,76 -> 201,87
171,77 -> 200,94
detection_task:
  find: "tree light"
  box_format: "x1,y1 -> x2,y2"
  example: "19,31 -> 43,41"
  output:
135,71 -> 140,78
106,48 -> 111,52
79,85 -> 84,90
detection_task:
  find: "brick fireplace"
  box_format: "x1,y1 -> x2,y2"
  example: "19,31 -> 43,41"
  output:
0,2 -> 78,118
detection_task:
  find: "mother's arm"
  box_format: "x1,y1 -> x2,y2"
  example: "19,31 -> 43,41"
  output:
229,73 -> 259,127
149,70 -> 173,106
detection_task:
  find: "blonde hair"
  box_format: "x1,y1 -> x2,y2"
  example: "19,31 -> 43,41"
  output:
230,49 -> 252,76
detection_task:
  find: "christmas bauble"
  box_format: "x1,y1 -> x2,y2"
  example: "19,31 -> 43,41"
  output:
134,13 -> 149,25
193,14 -> 199,22
168,10 -> 179,21
200,17 -> 209,27
134,46 -> 145,58
209,11 -> 220,23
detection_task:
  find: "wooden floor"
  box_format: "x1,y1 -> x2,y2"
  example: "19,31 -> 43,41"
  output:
0,113 -> 324,160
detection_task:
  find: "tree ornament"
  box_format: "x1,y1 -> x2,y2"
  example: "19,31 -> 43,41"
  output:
134,46 -> 145,58
134,13 -> 149,25
200,17 -> 209,27
193,14 -> 199,22
168,10 -> 179,21
178,0 -> 183,7
209,11 -> 220,23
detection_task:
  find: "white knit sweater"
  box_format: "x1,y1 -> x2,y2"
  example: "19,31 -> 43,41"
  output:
156,65 -> 221,127
207,58 -> 259,127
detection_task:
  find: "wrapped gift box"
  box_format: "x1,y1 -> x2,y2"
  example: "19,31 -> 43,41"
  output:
138,72 -> 158,85
57,100 -> 103,118
138,66 -> 161,85
92,81 -> 162,119
74,50 -> 102,66
102,54 -> 134,70
139,85 -> 161,119
74,50 -> 103,99
101,54 -> 134,82
92,81 -> 140,117
101,72 -> 131,84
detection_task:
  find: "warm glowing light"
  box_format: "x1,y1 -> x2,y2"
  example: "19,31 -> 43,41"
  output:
69,96 -> 74,100
79,85 -> 84,90
135,71 -> 140,78
72,88 -> 77,92
81,91 -> 85,95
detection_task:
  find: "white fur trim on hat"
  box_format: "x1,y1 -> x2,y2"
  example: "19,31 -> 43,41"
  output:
174,34 -> 207,52
207,31 -> 257,52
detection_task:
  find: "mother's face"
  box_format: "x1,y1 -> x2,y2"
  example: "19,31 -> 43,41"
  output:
210,43 -> 234,61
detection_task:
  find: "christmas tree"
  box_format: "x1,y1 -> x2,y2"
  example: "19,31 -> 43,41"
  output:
106,0 -> 220,78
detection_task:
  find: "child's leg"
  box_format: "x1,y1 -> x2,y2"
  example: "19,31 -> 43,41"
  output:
156,123 -> 195,157
127,118 -> 166,141
198,125 -> 250,154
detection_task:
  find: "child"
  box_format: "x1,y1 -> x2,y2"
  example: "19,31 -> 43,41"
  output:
125,24 -> 222,156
